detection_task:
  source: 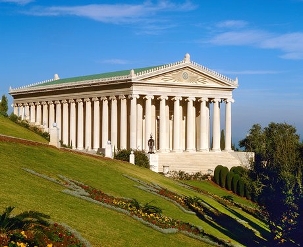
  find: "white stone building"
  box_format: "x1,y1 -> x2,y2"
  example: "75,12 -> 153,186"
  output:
9,54 -> 243,172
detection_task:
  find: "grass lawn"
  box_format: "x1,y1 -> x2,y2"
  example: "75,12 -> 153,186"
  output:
0,115 -> 270,247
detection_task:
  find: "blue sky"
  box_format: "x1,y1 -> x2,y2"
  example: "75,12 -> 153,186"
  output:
1,0 -> 302,144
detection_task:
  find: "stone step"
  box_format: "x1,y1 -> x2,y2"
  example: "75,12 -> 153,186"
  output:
156,151 -> 249,174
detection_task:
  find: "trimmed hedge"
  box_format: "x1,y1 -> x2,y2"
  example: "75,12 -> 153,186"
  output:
231,174 -> 240,194
214,165 -> 223,185
237,178 -> 245,197
226,171 -> 234,191
219,166 -> 229,188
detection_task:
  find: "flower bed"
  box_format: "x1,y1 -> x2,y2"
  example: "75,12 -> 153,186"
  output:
23,168 -> 233,246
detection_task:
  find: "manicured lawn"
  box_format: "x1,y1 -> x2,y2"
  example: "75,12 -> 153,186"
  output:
0,115 -> 270,246
0,114 -> 48,143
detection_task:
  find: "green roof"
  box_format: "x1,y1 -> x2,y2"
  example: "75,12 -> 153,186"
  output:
32,65 -> 162,87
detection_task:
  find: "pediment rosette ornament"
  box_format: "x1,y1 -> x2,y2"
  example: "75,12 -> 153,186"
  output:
161,70 -> 207,84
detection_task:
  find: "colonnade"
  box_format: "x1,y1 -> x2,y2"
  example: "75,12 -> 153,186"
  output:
14,94 -> 234,152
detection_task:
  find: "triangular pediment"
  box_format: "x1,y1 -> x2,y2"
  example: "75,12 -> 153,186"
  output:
133,59 -> 238,88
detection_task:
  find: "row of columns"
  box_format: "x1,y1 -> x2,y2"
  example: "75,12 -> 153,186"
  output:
14,95 -> 234,152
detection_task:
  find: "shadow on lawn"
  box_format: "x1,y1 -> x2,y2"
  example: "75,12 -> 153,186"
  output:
196,200 -> 268,247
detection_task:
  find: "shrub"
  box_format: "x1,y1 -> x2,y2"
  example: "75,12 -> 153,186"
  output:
237,178 -> 245,197
114,149 -> 131,161
214,165 -> 223,185
230,166 -> 246,176
231,174 -> 240,194
134,150 -> 150,168
219,166 -> 229,188
226,171 -> 234,191
9,113 -> 19,123
114,149 -> 150,168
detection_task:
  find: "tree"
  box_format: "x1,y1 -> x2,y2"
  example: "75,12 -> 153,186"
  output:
239,122 -> 303,245
220,129 -> 225,150
0,94 -> 8,116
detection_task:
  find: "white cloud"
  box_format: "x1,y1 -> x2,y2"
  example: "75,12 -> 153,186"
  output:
25,1 -> 197,23
216,20 -> 248,29
99,59 -> 130,65
0,0 -> 33,4
208,21 -> 303,60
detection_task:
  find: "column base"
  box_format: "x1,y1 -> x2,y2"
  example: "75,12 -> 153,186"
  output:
211,148 -> 221,152
172,149 -> 183,153
185,149 -> 196,153
199,148 -> 210,152
223,149 -> 234,152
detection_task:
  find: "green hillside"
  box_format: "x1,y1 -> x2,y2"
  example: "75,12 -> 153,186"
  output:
0,116 -> 270,247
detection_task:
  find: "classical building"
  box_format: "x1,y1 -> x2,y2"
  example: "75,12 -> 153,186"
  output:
9,54 -> 239,169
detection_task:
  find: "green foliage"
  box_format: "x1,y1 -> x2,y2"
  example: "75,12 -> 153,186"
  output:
231,174 -> 240,194
240,122 -> 303,245
114,149 -> 150,168
219,166 -> 228,188
0,95 -> 8,117
226,171 -> 234,191
214,165 -> 223,185
237,179 -> 245,197
230,166 -> 246,176
0,206 -> 50,233
220,129 -> 225,151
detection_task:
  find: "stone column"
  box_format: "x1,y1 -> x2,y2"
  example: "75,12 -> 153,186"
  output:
119,95 -> 127,150
42,102 -> 48,127
172,96 -> 182,152
129,94 -> 139,149
101,96 -> 109,148
212,98 -> 221,151
85,98 -> 92,150
55,101 -> 62,140
186,97 -> 196,152
69,99 -> 76,149
144,95 -> 154,152
18,104 -> 23,119
48,101 -> 55,128
225,98 -> 234,151
137,99 -> 143,150
77,99 -> 84,150
29,102 -> 35,123
110,96 -> 118,149
62,100 -> 69,146
199,97 -> 209,151
36,102 -> 42,125
13,104 -> 18,116
92,97 -> 100,151
158,96 -> 168,152
24,103 -> 29,121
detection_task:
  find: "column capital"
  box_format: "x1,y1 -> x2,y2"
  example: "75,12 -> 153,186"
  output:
84,98 -> 91,102
198,97 -> 209,102
109,95 -> 117,101
35,102 -> 41,106
224,98 -> 235,103
119,95 -> 126,100
144,95 -> 154,100
54,100 -> 61,105
157,95 -> 168,101
24,102 -> 29,106
17,103 -> 23,107
185,97 -> 196,102
91,97 -> 99,102
68,99 -> 75,104
29,102 -> 35,106
48,101 -> 54,105
100,96 -> 108,101
62,99 -> 68,104
41,101 -> 47,105
128,94 -> 139,100
211,98 -> 221,103
172,96 -> 182,101
76,98 -> 83,103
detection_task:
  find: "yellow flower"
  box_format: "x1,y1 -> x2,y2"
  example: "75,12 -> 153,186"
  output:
21,231 -> 27,238
47,244 -> 53,247
17,242 -> 27,247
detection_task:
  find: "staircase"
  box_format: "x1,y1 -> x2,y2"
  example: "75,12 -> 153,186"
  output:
157,151 -> 250,174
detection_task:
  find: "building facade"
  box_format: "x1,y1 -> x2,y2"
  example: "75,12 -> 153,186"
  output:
9,54 -> 238,153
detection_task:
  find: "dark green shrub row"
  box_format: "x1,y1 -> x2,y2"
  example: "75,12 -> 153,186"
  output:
213,165 -> 250,199
114,149 -> 150,168
8,113 -> 50,141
